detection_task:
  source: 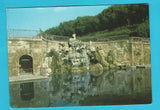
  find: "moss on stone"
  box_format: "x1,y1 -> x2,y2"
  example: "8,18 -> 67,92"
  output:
90,63 -> 103,72
88,48 -> 108,68
90,63 -> 103,76
109,64 -> 119,69
106,50 -> 114,64
103,67 -> 109,70
47,49 -> 71,74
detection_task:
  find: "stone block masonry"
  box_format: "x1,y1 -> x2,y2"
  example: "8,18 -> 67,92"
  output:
8,37 -> 150,77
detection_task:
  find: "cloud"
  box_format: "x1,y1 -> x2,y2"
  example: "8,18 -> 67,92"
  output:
53,7 -> 67,12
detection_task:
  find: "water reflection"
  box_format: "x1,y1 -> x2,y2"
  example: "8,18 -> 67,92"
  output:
49,68 -> 151,106
9,68 -> 151,107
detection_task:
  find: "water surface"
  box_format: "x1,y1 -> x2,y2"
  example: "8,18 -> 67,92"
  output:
9,68 -> 152,107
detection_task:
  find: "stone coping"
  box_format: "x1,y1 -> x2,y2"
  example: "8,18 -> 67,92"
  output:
9,74 -> 49,83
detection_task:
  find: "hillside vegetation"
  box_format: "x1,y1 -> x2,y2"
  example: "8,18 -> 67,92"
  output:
44,4 -> 149,41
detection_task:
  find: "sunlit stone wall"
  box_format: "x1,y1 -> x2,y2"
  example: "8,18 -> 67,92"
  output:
8,37 -> 150,77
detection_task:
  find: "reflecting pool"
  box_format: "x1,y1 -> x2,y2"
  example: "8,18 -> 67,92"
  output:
9,68 -> 151,108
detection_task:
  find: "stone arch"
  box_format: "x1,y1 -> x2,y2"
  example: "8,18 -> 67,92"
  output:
9,49 -> 34,76
19,55 -> 33,74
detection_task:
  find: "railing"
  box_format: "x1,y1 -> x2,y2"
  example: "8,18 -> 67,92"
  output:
7,29 -> 41,38
42,33 -> 70,41
7,29 -> 70,42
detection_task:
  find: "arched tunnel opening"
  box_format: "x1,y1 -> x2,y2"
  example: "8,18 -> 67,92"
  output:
19,55 -> 33,74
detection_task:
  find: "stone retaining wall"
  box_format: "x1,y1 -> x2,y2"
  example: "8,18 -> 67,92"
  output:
8,38 -> 150,77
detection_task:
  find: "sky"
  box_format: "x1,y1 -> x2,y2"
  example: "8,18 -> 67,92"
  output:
6,5 -> 110,37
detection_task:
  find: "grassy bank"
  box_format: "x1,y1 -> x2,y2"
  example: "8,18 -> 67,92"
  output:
77,22 -> 149,42
77,26 -> 131,41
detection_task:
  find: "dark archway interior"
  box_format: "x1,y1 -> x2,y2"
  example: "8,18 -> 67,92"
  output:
19,55 -> 33,74
20,82 -> 34,101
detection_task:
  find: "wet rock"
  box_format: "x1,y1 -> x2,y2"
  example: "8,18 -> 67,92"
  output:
60,34 -> 89,68
109,64 -> 119,69
70,66 -> 87,73
90,63 -> 103,76
90,63 -> 103,71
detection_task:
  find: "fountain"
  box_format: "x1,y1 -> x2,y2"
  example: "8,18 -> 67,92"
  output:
59,34 -> 91,91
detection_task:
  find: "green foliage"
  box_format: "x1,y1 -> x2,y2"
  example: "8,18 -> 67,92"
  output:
46,49 -> 55,57
136,21 -> 150,37
129,21 -> 150,37
88,51 -> 98,64
77,26 -> 131,41
88,48 -> 105,66
46,50 -> 61,73
45,20 -> 76,36
106,50 -> 114,64
78,21 -> 149,41
44,4 -> 149,41
47,49 -> 72,74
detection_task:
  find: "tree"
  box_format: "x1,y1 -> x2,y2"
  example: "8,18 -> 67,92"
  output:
44,4 -> 149,38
